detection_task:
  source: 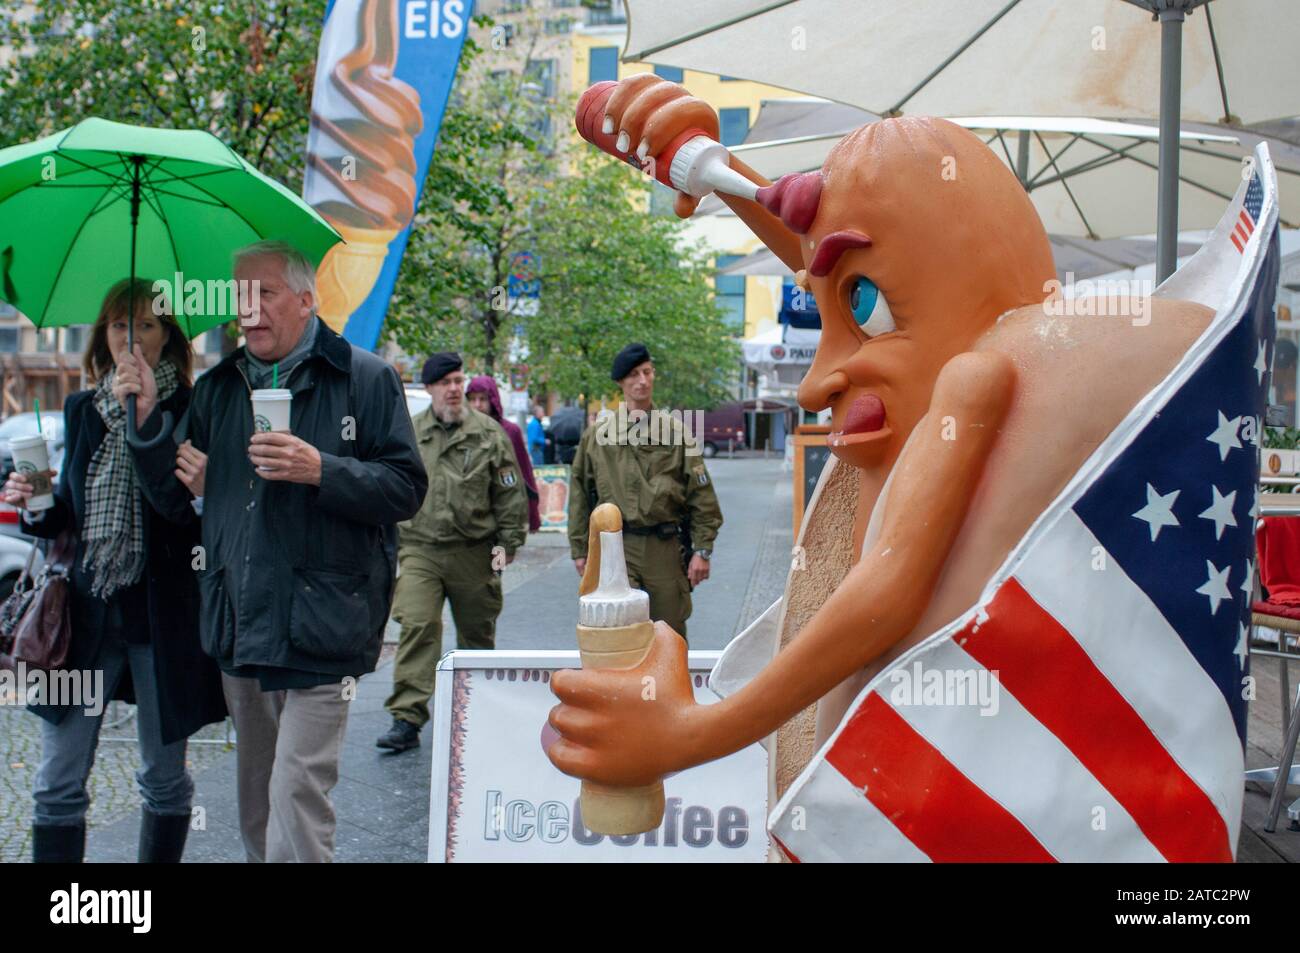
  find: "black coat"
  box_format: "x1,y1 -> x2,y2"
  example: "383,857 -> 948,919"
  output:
22,386 -> 227,745
132,319 -> 427,680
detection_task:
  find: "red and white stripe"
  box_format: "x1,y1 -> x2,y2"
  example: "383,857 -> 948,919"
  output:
770,509 -> 1243,863
1230,208 -> 1255,254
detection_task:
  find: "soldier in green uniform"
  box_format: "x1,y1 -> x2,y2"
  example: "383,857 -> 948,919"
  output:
377,352 -> 527,752
568,343 -> 723,638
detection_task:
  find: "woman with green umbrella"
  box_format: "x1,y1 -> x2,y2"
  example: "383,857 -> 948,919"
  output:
0,116 -> 340,444
4,277 -> 225,863
0,117 -> 340,862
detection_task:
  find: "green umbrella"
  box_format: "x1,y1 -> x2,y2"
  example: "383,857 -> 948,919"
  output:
0,117 -> 341,445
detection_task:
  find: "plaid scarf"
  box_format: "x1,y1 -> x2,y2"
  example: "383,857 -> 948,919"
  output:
83,359 -> 179,600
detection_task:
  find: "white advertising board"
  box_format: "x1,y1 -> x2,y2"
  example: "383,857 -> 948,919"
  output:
428,650 -> 769,862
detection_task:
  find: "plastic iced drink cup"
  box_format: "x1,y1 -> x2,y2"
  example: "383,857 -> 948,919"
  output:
10,434 -> 53,511
251,388 -> 292,434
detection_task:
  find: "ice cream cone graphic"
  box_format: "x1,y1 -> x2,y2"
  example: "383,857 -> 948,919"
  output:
303,0 -> 423,332
315,224 -> 401,332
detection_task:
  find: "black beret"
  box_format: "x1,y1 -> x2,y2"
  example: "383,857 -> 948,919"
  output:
611,342 -> 652,381
421,351 -> 462,385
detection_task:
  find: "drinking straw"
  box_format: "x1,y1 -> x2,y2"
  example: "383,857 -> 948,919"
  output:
273,362 -> 278,388
34,397 -> 41,435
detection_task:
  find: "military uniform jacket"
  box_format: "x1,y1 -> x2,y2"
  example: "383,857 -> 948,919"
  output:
402,406 -> 527,554
567,405 -> 723,559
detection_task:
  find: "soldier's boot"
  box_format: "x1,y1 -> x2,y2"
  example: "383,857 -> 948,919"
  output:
376,719 -> 421,753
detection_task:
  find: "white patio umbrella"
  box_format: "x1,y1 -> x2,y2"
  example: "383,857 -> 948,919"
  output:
624,0 -> 1300,278
719,235 -> 1204,283
725,99 -> 1300,238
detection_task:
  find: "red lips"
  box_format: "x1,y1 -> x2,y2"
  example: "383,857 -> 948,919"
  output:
841,394 -> 886,434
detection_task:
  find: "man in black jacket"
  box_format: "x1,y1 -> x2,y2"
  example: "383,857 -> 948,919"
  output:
119,240 -> 427,863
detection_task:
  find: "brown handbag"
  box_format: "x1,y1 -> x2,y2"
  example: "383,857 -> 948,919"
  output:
0,529 -> 74,672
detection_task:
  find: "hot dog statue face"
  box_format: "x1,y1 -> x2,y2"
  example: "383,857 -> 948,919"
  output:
547,76 -> 1214,813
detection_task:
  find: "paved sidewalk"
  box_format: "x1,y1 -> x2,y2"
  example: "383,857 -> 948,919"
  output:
0,456 -> 793,862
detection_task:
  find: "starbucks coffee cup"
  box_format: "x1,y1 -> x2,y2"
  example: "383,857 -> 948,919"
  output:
10,434 -> 53,511
251,388 -> 292,434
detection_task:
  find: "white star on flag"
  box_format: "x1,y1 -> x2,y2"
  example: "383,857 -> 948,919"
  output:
1206,411 -> 1243,461
1240,559 -> 1255,596
1133,484 -> 1180,541
1197,485 -> 1238,540
1255,340 -> 1268,385
1195,560 -> 1233,615
1235,623 -> 1249,670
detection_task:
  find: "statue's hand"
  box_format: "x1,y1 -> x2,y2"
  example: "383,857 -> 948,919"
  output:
601,74 -> 720,220
547,623 -> 702,787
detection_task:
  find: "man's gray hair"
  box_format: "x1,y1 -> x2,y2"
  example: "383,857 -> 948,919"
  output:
233,240 -> 317,300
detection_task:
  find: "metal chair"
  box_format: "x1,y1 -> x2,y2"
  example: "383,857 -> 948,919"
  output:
1246,611 -> 1300,832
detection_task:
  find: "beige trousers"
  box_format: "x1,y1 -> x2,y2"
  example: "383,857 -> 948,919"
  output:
222,674 -> 351,863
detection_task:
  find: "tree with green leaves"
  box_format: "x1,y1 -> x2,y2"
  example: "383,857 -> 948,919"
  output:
0,0 -> 321,188
387,17 -> 737,409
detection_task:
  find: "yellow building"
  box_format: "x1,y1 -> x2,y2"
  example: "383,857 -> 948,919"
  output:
473,1 -> 807,345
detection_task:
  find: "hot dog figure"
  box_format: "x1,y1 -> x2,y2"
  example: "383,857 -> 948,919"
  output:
548,74 -> 1276,862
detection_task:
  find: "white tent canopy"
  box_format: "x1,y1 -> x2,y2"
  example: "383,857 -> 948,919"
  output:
625,0 -> 1298,124
728,102 -> 1300,238
626,0 -> 1300,277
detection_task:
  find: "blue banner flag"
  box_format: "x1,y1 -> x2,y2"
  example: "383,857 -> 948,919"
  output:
304,0 -> 473,348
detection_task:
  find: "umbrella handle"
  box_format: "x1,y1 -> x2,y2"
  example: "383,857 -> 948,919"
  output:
125,398 -> 174,451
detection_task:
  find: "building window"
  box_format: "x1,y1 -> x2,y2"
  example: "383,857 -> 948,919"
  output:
63,326 -> 85,354
654,65 -> 684,83
648,181 -> 676,217
525,58 -> 557,99
586,1 -> 627,26
35,327 -> 56,352
714,254 -> 746,333
544,16 -> 573,34
719,107 -> 750,147
0,328 -> 17,352
588,45 -> 619,85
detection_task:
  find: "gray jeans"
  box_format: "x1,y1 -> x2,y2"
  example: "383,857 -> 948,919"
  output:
222,674 -> 350,863
33,639 -> 193,826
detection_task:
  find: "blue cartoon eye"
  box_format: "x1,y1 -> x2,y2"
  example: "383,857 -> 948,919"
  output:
848,276 -> 895,337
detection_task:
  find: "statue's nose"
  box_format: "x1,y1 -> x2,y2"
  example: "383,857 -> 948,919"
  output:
798,364 -> 850,415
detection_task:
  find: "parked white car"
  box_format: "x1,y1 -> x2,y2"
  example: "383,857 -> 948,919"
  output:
405,385 -> 430,420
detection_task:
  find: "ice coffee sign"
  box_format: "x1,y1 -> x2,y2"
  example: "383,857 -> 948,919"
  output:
428,653 -> 769,862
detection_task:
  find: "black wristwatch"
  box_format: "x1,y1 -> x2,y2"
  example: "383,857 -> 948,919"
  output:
694,549 -> 711,561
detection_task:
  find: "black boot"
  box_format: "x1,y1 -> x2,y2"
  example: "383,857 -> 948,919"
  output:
138,808 -> 190,863
376,718 -> 421,752
32,823 -> 85,863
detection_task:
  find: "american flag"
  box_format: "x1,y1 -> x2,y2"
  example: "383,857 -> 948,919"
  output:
768,155 -> 1279,863
1231,173 -> 1263,254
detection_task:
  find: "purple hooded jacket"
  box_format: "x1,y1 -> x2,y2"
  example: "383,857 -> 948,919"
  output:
466,375 -> 540,533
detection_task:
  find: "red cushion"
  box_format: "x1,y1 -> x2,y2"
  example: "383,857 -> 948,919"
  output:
1252,600 -> 1300,621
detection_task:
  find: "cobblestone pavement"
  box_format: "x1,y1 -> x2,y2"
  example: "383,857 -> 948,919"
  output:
1,457 -> 792,862
0,701 -> 232,863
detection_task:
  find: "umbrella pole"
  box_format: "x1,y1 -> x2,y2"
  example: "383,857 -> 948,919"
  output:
124,155 -> 173,450
1155,4 -> 1185,284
